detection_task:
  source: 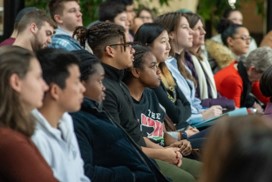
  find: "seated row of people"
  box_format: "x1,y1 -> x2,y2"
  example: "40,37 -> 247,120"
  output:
1,1 -> 272,181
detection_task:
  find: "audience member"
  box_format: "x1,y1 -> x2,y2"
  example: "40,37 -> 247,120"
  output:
0,7 -> 38,46
221,23 -> 251,59
136,6 -> 154,24
71,49 -> 169,182
200,115 -> 272,182
31,48 -> 89,182
259,65 -> 272,116
0,46 -> 56,181
214,47 -> 272,110
13,9 -> 55,51
74,22 -> 201,182
134,22 -> 191,130
108,0 -> 136,40
131,6 -> 155,35
48,0 -> 83,50
98,1 -> 130,39
109,0 -> 135,29
184,12 -> 235,110
124,44 -> 205,150
211,8 -> 257,54
156,12 -> 222,125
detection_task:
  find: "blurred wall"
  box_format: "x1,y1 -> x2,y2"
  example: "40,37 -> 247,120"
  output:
136,0 -> 198,15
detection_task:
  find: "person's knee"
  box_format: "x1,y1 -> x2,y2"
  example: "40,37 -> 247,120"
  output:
181,157 -> 202,179
169,170 -> 195,182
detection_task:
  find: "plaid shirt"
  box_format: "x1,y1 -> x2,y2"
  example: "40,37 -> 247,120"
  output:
49,28 -> 83,51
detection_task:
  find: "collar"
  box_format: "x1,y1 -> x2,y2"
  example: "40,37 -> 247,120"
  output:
32,109 -> 72,142
81,97 -> 101,112
102,63 -> 124,81
80,97 -> 117,124
55,27 -> 72,36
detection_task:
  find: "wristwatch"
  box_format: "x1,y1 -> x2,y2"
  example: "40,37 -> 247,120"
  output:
180,131 -> 188,139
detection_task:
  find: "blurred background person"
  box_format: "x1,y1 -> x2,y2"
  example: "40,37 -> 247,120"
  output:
200,115 -> 272,182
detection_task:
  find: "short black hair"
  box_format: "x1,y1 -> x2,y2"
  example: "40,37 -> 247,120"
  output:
36,48 -> 80,89
99,1 -> 126,22
123,44 -> 151,83
134,23 -> 164,46
107,0 -> 133,6
221,23 -> 243,46
72,49 -> 101,81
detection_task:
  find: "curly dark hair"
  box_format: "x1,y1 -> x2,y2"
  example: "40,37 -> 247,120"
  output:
73,22 -> 126,59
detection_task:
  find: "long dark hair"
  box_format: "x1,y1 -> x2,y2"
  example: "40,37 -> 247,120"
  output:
156,12 -> 196,84
134,23 -> 176,91
0,46 -> 36,137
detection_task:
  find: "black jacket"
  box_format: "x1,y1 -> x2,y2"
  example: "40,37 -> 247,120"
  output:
71,98 -> 169,182
153,83 -> 191,129
102,63 -> 145,146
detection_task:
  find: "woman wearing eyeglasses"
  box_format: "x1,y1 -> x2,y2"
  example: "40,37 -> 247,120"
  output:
210,20 -> 270,107
221,23 -> 251,60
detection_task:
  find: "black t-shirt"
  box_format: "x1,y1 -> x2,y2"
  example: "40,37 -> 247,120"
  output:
133,88 -> 165,146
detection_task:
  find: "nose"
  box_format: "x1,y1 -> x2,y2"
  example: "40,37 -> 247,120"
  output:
42,79 -> 49,92
189,28 -> 194,35
80,82 -> 86,93
77,10 -> 82,17
202,28 -> 206,35
131,47 -> 135,54
102,84 -> 106,91
156,66 -> 161,75
166,41 -> 171,50
48,36 -> 52,44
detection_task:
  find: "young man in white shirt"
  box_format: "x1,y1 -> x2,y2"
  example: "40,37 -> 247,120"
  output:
31,48 -> 89,182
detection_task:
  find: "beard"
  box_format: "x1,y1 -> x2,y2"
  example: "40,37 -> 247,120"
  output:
32,32 -> 47,51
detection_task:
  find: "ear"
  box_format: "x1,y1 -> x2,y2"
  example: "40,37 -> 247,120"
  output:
54,14 -> 63,24
246,65 -> 255,78
168,31 -> 175,40
104,46 -> 115,58
227,37 -> 234,47
131,68 -> 141,78
81,80 -> 87,88
29,23 -> 38,34
248,65 -> 255,72
49,84 -> 61,101
9,73 -> 22,92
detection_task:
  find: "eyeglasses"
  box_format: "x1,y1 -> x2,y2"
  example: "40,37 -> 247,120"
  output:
108,42 -> 134,51
233,36 -> 252,42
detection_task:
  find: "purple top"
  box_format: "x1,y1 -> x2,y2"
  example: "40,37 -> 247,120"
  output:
264,102 -> 272,116
0,38 -> 16,47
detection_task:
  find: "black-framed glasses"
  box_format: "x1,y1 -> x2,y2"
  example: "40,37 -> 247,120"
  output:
108,42 -> 134,51
233,36 -> 252,42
